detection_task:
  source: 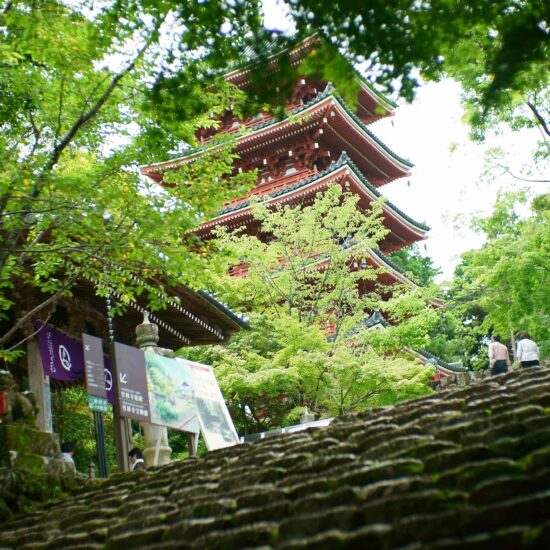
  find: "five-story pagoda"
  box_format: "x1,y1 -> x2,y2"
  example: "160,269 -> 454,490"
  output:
142,37 -> 429,294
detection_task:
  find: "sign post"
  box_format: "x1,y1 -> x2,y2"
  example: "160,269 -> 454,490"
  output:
111,342 -> 151,471
82,334 -> 109,478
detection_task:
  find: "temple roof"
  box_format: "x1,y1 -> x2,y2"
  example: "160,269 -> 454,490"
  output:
198,152 -> 428,250
2,366 -> 549,547
140,85 -> 412,186
3,275 -> 249,352
223,34 -> 396,119
70,277 -> 250,348
416,348 -> 469,374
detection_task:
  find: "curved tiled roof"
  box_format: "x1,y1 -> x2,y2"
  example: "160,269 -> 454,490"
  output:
417,348 -> 469,373
216,152 -> 429,233
371,246 -> 412,276
225,35 -> 397,113
198,290 -> 250,330
331,90 -> 412,169
1,367 -> 549,548
241,84 -> 412,168
141,84 -> 413,176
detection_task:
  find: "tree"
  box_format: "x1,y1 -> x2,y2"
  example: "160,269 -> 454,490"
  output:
0,0 -> 292,357
2,1 -> 546,359
214,185 -> 389,340
284,0 -> 549,139
449,191 -> 549,356
389,244 -> 441,287
186,186 -> 435,432
187,311 -> 434,434
51,385 -> 117,473
423,300 -> 488,371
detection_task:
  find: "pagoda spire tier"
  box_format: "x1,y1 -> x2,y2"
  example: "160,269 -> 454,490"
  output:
195,152 -> 428,254
142,84 -> 412,187
223,35 -> 396,125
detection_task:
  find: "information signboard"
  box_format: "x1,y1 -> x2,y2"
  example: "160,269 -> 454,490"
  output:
178,358 -> 240,450
113,342 -> 151,422
112,343 -> 238,449
144,352 -> 200,433
82,334 -> 109,412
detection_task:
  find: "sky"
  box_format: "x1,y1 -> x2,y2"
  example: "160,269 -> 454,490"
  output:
373,82 -> 543,282
262,0 -> 545,282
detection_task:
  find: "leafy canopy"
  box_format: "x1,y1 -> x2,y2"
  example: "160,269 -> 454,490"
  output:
284,0 -> 549,139
0,0 -> 283,354
448,191 -> 549,356
187,186 -> 436,432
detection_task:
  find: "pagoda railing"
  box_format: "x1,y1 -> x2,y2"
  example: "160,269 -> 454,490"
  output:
203,101 -> 305,142
222,168 -> 318,209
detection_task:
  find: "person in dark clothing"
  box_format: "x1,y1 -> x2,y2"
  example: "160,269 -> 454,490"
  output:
128,447 -> 146,471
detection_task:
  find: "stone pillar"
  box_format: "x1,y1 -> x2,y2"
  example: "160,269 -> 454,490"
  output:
27,338 -> 52,432
300,407 -> 315,424
136,315 -> 172,468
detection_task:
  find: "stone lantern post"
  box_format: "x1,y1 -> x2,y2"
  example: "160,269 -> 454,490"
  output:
135,314 -> 172,468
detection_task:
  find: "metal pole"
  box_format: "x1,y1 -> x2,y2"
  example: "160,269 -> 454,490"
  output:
93,409 -> 108,477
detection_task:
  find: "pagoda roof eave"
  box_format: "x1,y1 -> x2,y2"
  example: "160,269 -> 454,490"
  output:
140,86 -> 413,181
223,34 -> 397,115
236,86 -> 413,172
355,77 -> 397,115
200,153 -> 429,239
223,35 -> 320,85
311,245 -> 417,287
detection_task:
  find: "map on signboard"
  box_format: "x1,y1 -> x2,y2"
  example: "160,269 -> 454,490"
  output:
144,352 -> 200,433
177,357 -> 240,450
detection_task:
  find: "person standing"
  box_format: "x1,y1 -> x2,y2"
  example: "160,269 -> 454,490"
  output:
488,335 -> 511,375
60,442 -> 77,473
128,448 -> 146,471
516,333 -> 540,368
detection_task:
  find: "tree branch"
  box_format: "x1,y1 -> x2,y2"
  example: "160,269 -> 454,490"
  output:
490,161 -> 550,183
526,99 -> 550,139
0,274 -> 79,347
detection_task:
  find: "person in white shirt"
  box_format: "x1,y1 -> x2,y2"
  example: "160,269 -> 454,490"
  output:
60,442 -> 77,473
517,333 -> 540,368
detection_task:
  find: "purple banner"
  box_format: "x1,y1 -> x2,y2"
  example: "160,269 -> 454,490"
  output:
34,322 -> 85,382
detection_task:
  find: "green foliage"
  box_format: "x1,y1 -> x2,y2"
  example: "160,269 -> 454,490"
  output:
389,245 -> 441,286
51,385 -> 116,473
1,1 -> 546,360
425,307 -> 488,371
443,191 -> 549,358
214,185 -> 389,340
187,312 -> 434,434
188,187 -> 436,433
363,285 -> 441,354
0,0 -> 281,355
286,0 -> 549,139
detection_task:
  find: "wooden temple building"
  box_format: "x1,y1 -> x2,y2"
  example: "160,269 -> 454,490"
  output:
0,275 -> 248,474
142,38 -> 429,293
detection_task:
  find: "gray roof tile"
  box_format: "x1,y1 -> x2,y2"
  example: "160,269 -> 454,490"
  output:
1,367 -> 550,548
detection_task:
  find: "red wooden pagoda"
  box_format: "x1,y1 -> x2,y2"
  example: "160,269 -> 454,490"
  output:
142,37 -> 429,292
